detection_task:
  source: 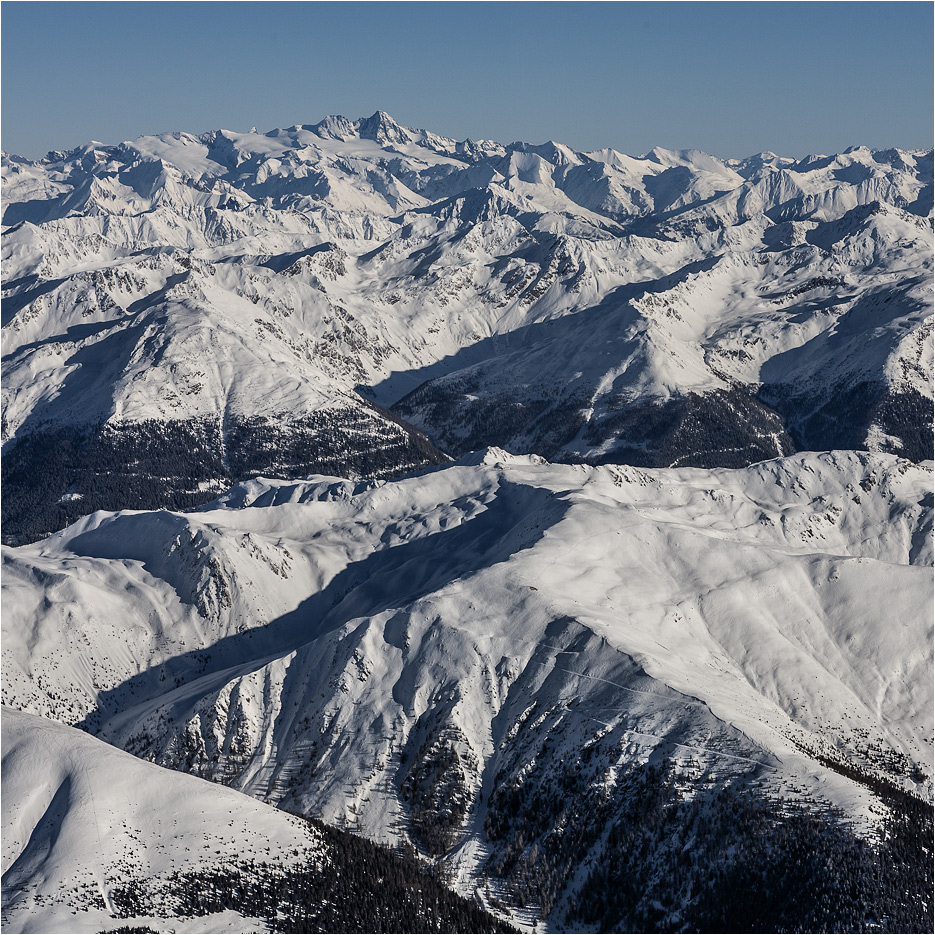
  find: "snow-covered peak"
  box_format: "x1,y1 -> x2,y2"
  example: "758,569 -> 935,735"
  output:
309,113 -> 358,140
1,708 -> 328,932
356,110 -> 414,145
455,446 -> 548,467
3,453 -> 930,886
200,474 -> 385,510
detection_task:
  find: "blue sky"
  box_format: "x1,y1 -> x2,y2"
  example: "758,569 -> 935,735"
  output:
2,1 -> 932,159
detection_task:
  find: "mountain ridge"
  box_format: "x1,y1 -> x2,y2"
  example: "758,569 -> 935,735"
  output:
3,112 -> 933,928
3,447 -> 931,930
1,707 -> 515,933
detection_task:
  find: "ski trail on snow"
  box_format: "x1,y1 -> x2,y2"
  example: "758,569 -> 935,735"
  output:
544,661 -> 710,709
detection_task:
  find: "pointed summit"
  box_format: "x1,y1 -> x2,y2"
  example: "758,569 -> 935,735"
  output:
356,111 -> 413,145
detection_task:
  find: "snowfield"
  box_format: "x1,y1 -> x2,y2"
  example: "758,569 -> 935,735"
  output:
2,707 -> 324,933
2,115 -> 932,545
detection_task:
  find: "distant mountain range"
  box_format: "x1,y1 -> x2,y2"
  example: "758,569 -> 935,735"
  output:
2,112 -> 931,544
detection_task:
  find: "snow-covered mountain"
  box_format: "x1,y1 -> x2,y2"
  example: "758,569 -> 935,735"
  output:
2,114 -> 932,544
1,708 -> 510,933
2,114 -> 932,931
4,449 -> 932,929
2,707 -> 325,932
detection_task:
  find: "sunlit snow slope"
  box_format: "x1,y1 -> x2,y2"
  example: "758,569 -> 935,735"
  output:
2,112 -> 932,932
3,114 -> 931,544
4,451 -> 931,921
1,708 -> 509,934
1,707 -> 324,933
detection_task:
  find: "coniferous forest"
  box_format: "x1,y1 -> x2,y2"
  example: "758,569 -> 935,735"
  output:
106,816 -> 515,934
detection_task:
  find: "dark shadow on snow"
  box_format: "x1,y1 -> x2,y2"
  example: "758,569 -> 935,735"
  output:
1,776 -> 72,893
367,255 -> 722,406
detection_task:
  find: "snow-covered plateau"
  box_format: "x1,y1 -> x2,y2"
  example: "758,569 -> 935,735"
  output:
2,113 -> 933,933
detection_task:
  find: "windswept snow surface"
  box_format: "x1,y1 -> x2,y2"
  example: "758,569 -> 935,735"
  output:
3,451 -> 931,918
2,115 -> 932,544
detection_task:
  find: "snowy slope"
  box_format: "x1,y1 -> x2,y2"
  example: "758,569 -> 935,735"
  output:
3,451 -> 931,925
1,707 -> 324,933
2,115 -> 932,544
1,708 -> 510,934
